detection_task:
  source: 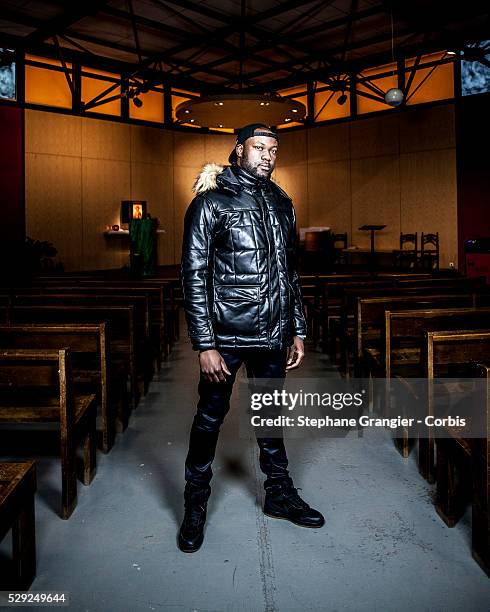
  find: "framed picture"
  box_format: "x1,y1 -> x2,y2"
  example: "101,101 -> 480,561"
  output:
120,200 -> 147,228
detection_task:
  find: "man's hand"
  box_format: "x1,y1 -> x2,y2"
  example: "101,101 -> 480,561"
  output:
199,349 -> 232,383
286,336 -> 305,371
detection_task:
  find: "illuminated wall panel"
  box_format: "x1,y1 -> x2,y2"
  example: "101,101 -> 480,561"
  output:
129,89 -> 164,123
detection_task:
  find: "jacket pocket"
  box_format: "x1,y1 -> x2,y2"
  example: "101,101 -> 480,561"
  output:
215,284 -> 261,303
213,285 -> 261,335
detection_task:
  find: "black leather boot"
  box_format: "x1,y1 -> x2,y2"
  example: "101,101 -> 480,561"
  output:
178,483 -> 211,553
264,483 -> 325,528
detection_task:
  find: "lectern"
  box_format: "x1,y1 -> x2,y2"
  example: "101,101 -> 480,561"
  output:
358,224 -> 386,273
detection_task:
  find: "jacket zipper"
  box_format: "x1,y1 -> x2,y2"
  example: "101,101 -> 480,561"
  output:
258,190 -> 272,349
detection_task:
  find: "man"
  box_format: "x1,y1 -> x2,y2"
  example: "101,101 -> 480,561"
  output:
179,123 -> 325,553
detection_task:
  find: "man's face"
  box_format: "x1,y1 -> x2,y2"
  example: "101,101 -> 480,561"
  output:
237,131 -> 278,179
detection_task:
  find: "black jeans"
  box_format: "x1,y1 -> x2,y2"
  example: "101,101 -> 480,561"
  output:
184,348 -> 293,495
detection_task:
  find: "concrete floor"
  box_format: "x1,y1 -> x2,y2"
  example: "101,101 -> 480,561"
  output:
2,317 -> 490,611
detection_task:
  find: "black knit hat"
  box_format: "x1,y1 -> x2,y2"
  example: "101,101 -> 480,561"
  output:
228,123 -> 279,165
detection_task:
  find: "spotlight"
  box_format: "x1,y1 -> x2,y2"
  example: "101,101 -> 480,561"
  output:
337,93 -> 347,106
284,118 -> 291,122
132,96 -> 143,108
184,109 -> 191,114
214,101 -> 224,106
260,101 -> 270,106
291,108 -> 299,113
189,118 -> 195,123
140,81 -> 150,93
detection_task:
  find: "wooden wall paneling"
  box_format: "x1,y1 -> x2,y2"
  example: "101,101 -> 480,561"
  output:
173,165 -> 202,264
400,148 -> 458,268
25,109 -> 81,157
307,160 -> 351,236
275,130 -> 307,166
131,162 -> 174,265
350,155 -> 400,249
130,125 -> 173,165
399,103 -> 455,153
307,123 -> 350,163
350,114 -> 399,160
25,153 -> 83,271
81,118 -> 130,161
173,132 -> 205,167
82,158 -> 131,270
273,164 -> 308,230
204,133 -> 235,167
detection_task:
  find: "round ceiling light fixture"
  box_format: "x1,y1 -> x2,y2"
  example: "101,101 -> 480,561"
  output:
384,87 -> 404,107
175,94 -> 306,129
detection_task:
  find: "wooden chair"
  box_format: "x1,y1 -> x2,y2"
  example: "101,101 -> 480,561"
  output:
394,232 -> 418,270
331,232 -> 348,267
420,232 -> 440,271
0,461 -> 37,589
0,349 -> 97,519
435,361 -> 490,576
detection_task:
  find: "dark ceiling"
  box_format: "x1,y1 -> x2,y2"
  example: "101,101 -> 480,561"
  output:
1,0 -> 489,94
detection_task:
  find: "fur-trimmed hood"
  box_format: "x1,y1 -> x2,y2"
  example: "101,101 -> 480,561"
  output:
192,163 -> 291,202
192,163 -> 225,194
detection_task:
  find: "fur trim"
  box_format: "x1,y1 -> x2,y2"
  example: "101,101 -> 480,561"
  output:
193,163 -> 225,194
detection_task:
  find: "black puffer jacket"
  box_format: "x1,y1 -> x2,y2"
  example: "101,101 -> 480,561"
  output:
180,164 -> 307,351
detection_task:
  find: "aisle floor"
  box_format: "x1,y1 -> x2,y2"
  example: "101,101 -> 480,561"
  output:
2,320 -> 490,611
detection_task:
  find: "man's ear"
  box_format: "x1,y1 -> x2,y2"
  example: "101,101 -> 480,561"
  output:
236,143 -> 244,160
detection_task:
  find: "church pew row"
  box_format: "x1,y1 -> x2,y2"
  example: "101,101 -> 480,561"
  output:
4,305 -> 138,410
435,360 -> 490,577
353,294 -> 477,378
20,276 -> 180,355
0,323 -> 120,454
7,293 -> 153,394
0,461 -> 37,589
309,275 -> 485,357
0,349 -> 97,519
363,307 -> 490,458
420,330 -> 490,484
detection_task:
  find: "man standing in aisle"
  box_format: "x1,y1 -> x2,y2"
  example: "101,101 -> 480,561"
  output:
179,123 -> 325,553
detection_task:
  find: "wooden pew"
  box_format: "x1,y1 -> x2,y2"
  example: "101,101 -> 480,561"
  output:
435,361 -> 490,576
9,293 -> 153,393
377,308 -> 490,458
354,294 -> 476,377
26,278 -> 172,359
384,308 -> 490,380
332,283 -> 479,366
0,349 -> 97,519
0,461 -> 37,589
421,330 -> 490,484
7,304 -> 138,410
0,323 -> 119,453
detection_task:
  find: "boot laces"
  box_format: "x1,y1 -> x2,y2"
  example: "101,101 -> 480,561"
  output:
184,503 -> 206,529
283,486 -> 310,510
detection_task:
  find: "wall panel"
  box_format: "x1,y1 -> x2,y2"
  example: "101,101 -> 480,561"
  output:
400,148 -> 457,268
351,155 -> 400,249
25,152 -> 82,271
81,158 -> 130,270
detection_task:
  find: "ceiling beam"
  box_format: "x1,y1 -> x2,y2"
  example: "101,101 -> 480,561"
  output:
24,1 -> 111,44
180,5 -> 383,78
